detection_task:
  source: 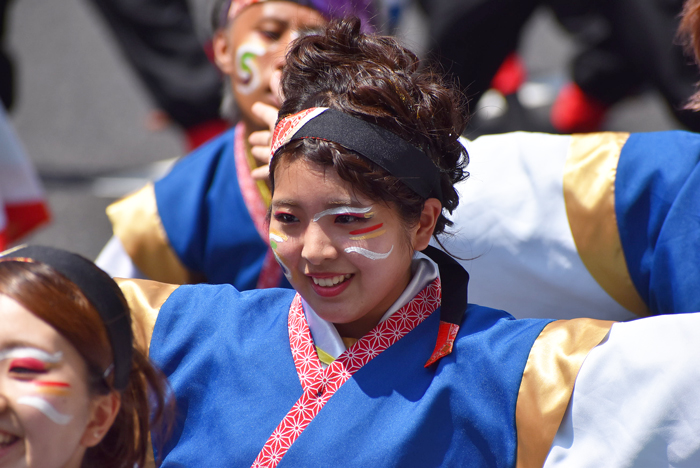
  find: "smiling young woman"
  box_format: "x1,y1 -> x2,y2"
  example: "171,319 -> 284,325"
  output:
0,246 -> 171,468
116,17 -> 700,468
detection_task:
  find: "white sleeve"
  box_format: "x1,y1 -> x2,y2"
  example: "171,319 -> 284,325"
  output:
544,313 -> 700,467
438,133 -> 636,321
95,235 -> 147,279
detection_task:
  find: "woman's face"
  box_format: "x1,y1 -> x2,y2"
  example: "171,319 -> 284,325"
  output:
215,2 -> 326,131
270,159 -> 421,338
0,295 -> 94,468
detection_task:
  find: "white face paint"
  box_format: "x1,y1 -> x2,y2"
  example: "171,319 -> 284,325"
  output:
0,347 -> 63,364
0,294 -> 99,468
235,41 -> 266,95
312,206 -> 373,223
344,245 -> 394,261
17,396 -> 74,425
273,250 -> 293,281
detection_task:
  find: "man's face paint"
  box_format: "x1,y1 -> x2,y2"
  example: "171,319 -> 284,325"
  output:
221,2 -> 326,131
235,41 -> 266,96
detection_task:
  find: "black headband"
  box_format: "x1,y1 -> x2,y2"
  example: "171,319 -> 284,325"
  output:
0,245 -> 132,390
273,108 -> 444,203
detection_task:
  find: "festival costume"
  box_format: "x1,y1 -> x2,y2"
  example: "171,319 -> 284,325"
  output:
443,130 -> 700,320
114,107 -> 700,466
0,105 -> 50,250
98,124 -> 288,289
119,254 -> 613,468
119,258 -> 700,468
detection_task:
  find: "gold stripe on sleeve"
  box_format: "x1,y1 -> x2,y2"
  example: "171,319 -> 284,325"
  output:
107,183 -> 192,285
563,133 -> 648,316
116,278 -> 178,355
515,318 -> 614,468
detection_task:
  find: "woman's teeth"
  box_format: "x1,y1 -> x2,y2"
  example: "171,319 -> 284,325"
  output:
0,431 -> 18,447
312,274 -> 351,287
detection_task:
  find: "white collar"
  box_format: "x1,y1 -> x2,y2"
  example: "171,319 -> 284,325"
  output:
302,252 -> 440,363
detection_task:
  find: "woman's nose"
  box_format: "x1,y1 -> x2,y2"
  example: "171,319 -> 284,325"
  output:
301,224 -> 338,265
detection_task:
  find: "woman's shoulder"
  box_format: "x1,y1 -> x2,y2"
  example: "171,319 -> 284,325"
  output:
163,283 -> 297,323
118,278 -> 297,351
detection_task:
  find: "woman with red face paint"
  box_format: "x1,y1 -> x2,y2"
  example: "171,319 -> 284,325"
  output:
0,245 -> 171,468
116,18 -> 700,467
95,0 -> 375,289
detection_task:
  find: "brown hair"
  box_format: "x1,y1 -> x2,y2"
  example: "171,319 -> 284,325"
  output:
270,17 -> 469,239
679,0 -> 700,110
0,260 -> 171,468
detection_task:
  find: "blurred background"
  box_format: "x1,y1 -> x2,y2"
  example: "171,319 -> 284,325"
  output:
5,0 -> 685,260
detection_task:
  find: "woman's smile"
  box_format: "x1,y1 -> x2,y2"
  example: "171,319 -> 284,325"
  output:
309,273 -> 353,296
270,158 -> 416,338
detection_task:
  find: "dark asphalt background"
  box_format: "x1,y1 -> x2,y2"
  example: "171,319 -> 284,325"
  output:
6,0 -> 683,261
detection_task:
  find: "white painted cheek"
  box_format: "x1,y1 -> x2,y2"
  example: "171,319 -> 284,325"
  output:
235,42 -> 266,95
344,245 -> 394,261
273,251 -> 292,281
269,230 -> 294,281
17,396 -> 74,425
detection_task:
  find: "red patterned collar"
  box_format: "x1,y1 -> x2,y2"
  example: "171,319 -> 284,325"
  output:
251,278 -> 441,467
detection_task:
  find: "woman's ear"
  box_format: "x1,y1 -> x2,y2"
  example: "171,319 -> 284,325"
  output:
80,392 -> 121,448
213,29 -> 235,74
413,198 -> 442,251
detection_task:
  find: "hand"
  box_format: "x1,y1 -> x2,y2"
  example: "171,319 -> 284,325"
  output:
248,101 -> 279,181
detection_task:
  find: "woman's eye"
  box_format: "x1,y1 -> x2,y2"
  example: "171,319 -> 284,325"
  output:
274,212 -> 298,224
335,215 -> 364,224
8,358 -> 48,374
259,28 -> 282,41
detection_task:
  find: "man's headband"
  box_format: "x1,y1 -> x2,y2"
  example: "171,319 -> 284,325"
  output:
0,245 -> 132,390
217,0 -> 376,31
271,107 -> 444,203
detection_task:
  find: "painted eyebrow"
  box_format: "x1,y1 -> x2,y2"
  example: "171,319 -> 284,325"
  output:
313,205 -> 373,222
0,346 -> 63,364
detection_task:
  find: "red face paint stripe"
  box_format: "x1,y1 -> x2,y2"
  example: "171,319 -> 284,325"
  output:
349,223 -> 383,235
34,381 -> 71,388
9,358 -> 48,372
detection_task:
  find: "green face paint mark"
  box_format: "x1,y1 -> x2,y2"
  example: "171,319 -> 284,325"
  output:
235,42 -> 265,95
270,240 -> 278,250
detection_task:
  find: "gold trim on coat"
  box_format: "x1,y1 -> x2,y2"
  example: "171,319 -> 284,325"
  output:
515,318 -> 615,467
563,133 -> 648,316
107,183 -> 192,284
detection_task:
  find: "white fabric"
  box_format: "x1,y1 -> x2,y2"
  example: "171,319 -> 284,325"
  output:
544,312 -> 700,467
435,133 -> 636,321
303,252 -> 439,363
95,235 -> 146,279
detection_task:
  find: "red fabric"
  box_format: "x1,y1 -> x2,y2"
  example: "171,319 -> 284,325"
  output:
233,123 -> 282,289
185,119 -> 229,151
5,201 -> 51,243
252,279 -> 441,467
490,53 -> 526,96
425,321 -> 460,367
550,83 -> 608,133
270,108 -> 324,155
0,229 -> 7,251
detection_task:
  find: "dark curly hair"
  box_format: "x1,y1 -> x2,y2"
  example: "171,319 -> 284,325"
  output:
270,17 -> 469,239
